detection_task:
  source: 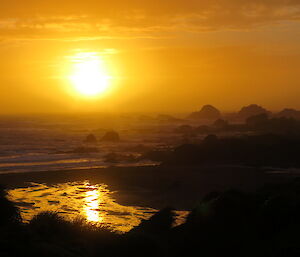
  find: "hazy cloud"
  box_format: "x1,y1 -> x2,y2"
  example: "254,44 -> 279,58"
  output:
0,0 -> 300,40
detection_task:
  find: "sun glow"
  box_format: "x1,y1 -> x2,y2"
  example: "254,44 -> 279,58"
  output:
69,52 -> 111,97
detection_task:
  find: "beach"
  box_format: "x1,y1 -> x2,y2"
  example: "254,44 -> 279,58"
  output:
0,165 -> 267,210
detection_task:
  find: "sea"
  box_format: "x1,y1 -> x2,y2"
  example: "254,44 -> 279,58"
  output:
0,113 -> 190,231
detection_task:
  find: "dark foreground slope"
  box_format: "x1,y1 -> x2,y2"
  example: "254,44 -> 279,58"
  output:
1,181 -> 300,257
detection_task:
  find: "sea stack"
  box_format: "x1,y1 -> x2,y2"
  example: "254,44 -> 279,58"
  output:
189,105 -> 221,120
238,104 -> 270,120
101,130 -> 120,142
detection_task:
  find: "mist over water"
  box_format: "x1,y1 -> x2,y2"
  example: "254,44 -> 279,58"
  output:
0,113 -> 188,174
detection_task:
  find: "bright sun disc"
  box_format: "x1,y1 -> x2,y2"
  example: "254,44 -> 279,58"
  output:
69,53 -> 110,97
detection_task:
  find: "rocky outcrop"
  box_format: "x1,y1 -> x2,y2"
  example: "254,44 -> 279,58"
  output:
101,130 -> 120,142
189,105 -> 221,120
84,134 -> 97,144
276,108 -> 300,120
213,119 -> 229,130
238,104 -> 270,120
246,113 -> 269,127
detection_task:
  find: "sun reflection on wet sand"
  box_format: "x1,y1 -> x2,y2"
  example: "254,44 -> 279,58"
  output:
84,186 -> 103,222
8,181 -> 188,232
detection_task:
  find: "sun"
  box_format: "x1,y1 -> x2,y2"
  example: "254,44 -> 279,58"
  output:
69,52 -> 111,97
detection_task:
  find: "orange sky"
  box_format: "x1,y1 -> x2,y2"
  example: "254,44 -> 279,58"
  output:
0,0 -> 300,113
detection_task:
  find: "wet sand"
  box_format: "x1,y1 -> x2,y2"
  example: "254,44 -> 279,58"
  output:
0,165 -> 271,210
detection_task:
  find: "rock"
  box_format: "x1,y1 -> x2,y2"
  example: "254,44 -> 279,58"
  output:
213,119 -> 229,130
189,105 -> 221,120
246,113 -> 269,127
84,134 -> 97,143
238,104 -> 270,120
101,130 -> 120,142
276,108 -> 300,120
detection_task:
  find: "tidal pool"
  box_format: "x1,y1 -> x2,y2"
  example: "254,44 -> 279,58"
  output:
8,181 -> 187,232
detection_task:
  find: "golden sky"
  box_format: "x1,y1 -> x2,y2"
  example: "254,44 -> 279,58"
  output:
1,0 -> 300,113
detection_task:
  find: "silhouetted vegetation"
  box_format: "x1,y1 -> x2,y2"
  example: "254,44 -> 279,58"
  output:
171,181 -> 300,257
2,180 -> 300,256
0,186 -> 21,226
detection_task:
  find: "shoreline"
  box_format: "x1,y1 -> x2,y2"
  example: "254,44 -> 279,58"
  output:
0,164 -> 274,210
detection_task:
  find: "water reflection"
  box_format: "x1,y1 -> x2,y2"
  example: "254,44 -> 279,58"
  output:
8,181 -> 188,232
84,186 -> 103,222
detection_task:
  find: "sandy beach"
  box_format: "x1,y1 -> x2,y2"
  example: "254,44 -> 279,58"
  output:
0,165 -> 270,210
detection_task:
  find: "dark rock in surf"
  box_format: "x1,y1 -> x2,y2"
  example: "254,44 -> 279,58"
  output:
101,131 -> 120,142
84,134 -> 97,144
